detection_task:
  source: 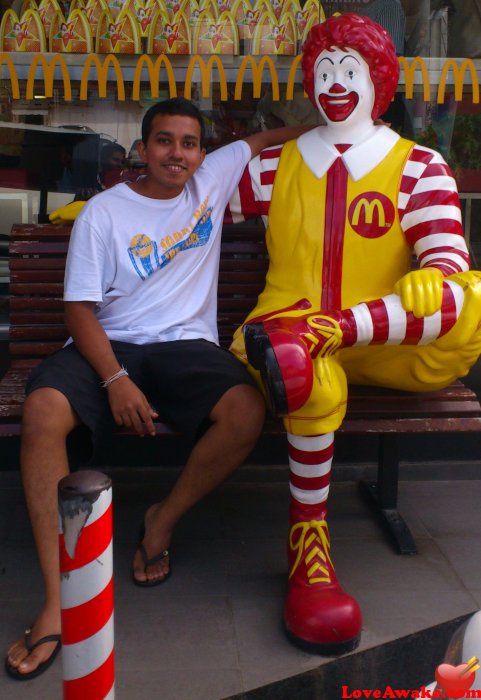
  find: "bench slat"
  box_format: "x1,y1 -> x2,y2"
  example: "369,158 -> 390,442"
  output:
218,271 -> 268,283
10,312 -> 64,325
9,297 -> 64,310
10,283 -> 65,295
10,327 -> 67,340
9,242 -> 70,255
219,259 -> 268,271
10,258 -> 67,270
10,223 -> 72,238
338,417 -> 481,433
9,342 -> 64,356
10,270 -> 65,283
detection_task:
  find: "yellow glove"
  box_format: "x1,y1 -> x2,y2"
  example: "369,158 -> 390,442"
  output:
394,268 -> 444,318
49,201 -> 86,225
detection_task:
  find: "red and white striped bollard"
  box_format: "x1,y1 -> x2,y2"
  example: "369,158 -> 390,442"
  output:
58,470 -> 115,699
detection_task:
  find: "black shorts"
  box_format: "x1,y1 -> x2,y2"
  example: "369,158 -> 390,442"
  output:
26,339 -> 255,444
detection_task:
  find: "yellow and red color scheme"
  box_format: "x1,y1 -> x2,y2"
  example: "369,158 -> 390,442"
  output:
285,501 -> 362,654
229,13 -> 481,654
0,8 -> 46,51
50,9 -> 93,52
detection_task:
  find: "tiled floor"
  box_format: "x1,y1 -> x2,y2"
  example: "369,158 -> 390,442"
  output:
1,466 -> 481,700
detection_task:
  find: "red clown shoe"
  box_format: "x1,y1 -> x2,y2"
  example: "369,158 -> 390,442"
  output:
244,310 -> 352,416
284,500 -> 362,655
244,321 -> 314,415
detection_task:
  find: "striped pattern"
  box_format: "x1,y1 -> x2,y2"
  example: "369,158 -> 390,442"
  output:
349,280 -> 464,347
287,432 -> 334,505
225,145 -> 281,222
59,488 -> 114,700
397,146 -> 469,274
229,143 -> 470,276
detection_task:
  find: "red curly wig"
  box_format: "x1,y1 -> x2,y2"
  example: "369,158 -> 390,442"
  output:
302,13 -> 399,120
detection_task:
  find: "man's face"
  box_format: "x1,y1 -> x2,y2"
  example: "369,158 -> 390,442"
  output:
138,113 -> 206,198
313,47 -> 374,125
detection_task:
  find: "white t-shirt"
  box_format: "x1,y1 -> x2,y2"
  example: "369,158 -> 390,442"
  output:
64,140 -> 251,345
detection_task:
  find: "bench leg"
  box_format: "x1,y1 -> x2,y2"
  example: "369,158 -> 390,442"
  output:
360,434 -> 417,555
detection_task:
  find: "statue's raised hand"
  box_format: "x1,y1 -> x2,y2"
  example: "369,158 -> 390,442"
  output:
394,268 -> 444,318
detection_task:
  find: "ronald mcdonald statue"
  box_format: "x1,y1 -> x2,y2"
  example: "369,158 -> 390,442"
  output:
228,13 -> 481,655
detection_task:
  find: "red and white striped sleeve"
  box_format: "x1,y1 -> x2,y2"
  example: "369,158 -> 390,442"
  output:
398,144 -> 470,275
225,144 -> 282,223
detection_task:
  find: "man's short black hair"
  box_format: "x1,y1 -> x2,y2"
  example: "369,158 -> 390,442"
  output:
141,98 -> 206,147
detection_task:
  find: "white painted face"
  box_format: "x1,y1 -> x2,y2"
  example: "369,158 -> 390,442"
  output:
314,47 -> 375,126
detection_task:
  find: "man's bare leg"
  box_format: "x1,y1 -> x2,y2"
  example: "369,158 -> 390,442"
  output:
132,384 -> 265,584
6,388 -> 79,676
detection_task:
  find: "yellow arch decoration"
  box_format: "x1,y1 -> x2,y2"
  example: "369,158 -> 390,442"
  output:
184,55 -> 227,101
286,54 -> 303,100
0,52 -> 480,104
234,55 -> 279,100
0,53 -> 20,99
437,58 -> 480,104
132,54 -> 177,101
25,54 -> 72,101
398,56 -> 430,102
79,54 -> 125,101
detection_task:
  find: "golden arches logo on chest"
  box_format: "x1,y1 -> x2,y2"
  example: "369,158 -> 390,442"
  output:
348,192 -> 395,239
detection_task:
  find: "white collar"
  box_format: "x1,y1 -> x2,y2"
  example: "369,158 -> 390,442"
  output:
296,125 -> 401,181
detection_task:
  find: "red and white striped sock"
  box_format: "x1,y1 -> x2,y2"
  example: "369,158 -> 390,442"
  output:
287,432 -> 334,505
336,279 -> 465,347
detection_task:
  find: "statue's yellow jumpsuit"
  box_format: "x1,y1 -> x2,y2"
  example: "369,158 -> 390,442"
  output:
231,138 -> 481,436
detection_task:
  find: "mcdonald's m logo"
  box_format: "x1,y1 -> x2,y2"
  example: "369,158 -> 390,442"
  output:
80,54 -> 125,101
437,59 -> 480,104
234,55 -> 279,100
184,55 -> 227,101
26,54 -> 71,100
132,54 -> 177,101
348,192 -> 395,238
398,56 -> 430,101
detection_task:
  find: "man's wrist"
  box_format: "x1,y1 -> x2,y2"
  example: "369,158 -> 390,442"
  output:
101,366 -> 129,388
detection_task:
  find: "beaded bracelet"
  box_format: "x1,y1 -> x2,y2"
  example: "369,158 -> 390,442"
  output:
101,366 -> 129,388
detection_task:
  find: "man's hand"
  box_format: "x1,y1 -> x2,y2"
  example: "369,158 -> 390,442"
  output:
244,124 -> 314,158
394,268 -> 444,318
49,201 -> 86,225
107,376 -> 158,436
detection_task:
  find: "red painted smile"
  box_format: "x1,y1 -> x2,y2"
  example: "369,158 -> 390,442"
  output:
318,91 -> 359,122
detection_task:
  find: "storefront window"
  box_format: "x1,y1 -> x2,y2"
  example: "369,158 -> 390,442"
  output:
0,0 -> 480,255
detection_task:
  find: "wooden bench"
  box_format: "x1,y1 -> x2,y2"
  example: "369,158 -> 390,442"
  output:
2,222 -> 481,555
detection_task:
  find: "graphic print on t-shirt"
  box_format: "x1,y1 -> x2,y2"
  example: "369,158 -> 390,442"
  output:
127,202 -> 213,280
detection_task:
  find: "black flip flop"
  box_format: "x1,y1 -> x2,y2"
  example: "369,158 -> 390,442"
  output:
132,526 -> 171,588
5,628 -> 61,681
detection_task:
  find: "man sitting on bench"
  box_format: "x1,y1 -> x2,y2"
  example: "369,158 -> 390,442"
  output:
5,98 -> 309,680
